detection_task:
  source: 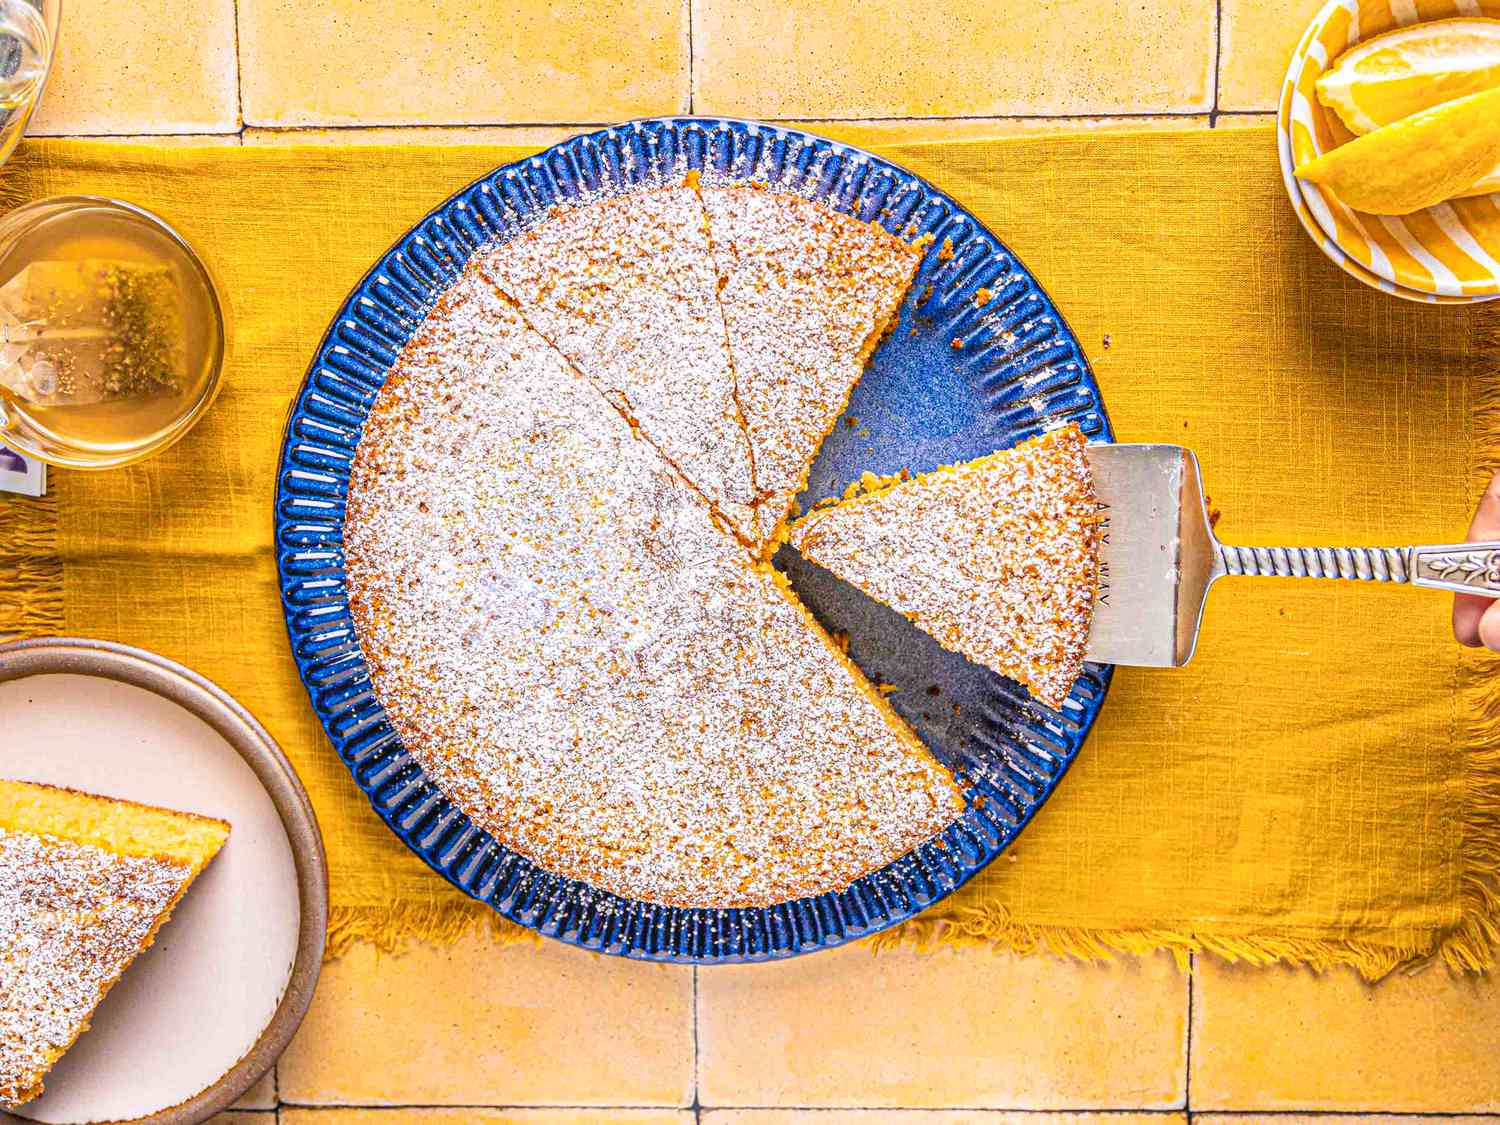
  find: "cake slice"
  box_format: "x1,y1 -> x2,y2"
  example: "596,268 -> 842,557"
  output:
786,425 -> 1101,710
0,780 -> 230,1109
473,186 -> 758,541
346,268 -> 963,908
699,186 -> 922,540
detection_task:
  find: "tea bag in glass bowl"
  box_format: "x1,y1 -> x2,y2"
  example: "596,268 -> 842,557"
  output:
0,258 -> 185,407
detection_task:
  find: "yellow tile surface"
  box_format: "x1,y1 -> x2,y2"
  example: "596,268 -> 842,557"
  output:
240,117 -> 1214,149
706,1114 -> 1189,1123
238,0 -> 688,127
1214,113 -> 1277,130
230,1068 -> 276,1109
278,933 -> 694,1106
28,0 -> 239,136
785,116 -> 1210,147
697,946 -> 1187,1108
283,1112 -> 693,1124
1193,961 -> 1500,1111
240,118 -> 1213,156
243,126 -> 589,147
693,0 -> 1216,119
1218,0 -> 1325,111
1199,1117 -> 1500,1124
71,134 -> 242,146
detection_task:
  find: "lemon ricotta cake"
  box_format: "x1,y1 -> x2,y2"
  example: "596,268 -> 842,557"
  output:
0,780 -> 229,1109
700,186 -> 922,538
344,270 -> 963,908
787,425 -> 1100,709
474,186 -> 759,539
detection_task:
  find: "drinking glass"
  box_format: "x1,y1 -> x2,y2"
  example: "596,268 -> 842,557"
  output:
0,0 -> 59,167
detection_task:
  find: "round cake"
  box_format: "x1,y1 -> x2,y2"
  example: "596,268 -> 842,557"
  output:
344,184 -> 970,909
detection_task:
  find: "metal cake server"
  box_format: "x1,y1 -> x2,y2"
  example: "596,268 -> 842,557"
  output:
1085,443 -> 1500,667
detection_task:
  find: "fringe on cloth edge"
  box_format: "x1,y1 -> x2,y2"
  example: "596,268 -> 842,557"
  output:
0,490 -> 61,638
326,901 -> 536,962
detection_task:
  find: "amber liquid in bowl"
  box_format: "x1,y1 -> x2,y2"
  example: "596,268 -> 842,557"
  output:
0,197 -> 226,469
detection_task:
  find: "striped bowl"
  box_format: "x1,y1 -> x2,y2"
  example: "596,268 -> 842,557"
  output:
1277,0 -> 1500,303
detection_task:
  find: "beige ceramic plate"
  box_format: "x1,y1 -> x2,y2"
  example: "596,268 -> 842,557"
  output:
0,637 -> 326,1125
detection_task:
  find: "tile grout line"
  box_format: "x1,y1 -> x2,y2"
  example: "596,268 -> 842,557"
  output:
230,0 -> 245,133
37,109 -> 1277,148
692,964 -> 703,1113
264,1110 -> 1206,1122
687,0 -> 696,114
1187,1115 -> 1500,1120
1209,0 -> 1223,127
276,1104 -> 712,1112
1185,951 -> 1196,1111
169,109 -> 1225,134
37,110 -> 1283,149
258,1106 -> 1500,1116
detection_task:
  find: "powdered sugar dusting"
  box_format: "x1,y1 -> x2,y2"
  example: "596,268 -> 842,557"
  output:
701,187 -> 921,540
788,425 -> 1100,710
473,187 -> 758,540
343,269 -> 962,909
0,830 -> 191,1108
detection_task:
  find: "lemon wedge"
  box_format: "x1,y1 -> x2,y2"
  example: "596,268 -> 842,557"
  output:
1295,87 -> 1500,214
1315,17 -> 1500,135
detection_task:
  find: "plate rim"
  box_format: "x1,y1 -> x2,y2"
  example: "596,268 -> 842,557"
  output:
0,635 -> 328,1125
273,114 -> 1115,964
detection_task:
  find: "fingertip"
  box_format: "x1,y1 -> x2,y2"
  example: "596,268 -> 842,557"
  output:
1470,472 -> 1500,540
1454,593 -> 1488,646
1478,601 -> 1500,653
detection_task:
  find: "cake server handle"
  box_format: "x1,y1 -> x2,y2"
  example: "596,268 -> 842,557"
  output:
1215,541 -> 1500,597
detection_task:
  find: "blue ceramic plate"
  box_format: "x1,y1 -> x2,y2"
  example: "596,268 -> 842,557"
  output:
275,117 -> 1114,963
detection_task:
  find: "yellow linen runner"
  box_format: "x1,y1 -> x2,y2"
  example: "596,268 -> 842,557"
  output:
1,129 -> 1496,977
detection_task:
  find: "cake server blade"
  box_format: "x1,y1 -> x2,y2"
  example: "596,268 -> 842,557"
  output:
1084,442 -> 1500,668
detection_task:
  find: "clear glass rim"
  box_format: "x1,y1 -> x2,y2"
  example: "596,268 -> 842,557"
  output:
0,192 -> 228,470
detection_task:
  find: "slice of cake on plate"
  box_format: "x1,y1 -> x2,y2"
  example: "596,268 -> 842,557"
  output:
787,424 -> 1101,710
0,779 -> 230,1109
473,186 -> 759,542
345,269 -> 963,908
698,186 -> 922,540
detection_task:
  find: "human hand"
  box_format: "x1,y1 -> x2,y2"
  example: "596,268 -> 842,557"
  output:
1453,471 -> 1500,650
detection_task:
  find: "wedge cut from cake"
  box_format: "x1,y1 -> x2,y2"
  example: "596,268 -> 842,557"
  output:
787,425 -> 1101,710
699,186 -> 922,540
345,269 -> 963,908
0,779 -> 230,1109
473,186 -> 759,540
